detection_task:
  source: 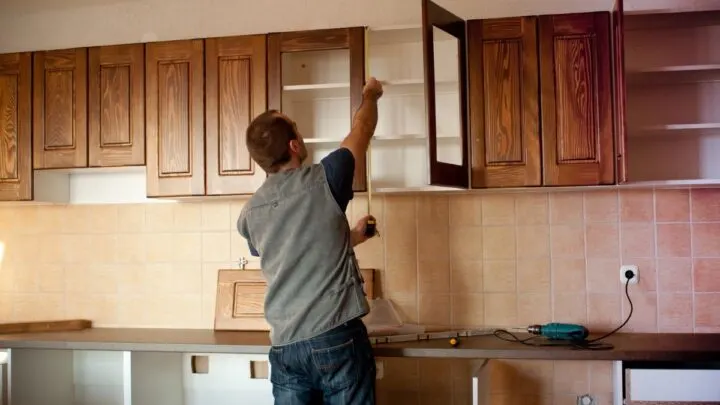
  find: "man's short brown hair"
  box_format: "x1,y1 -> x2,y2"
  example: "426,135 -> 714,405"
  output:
246,110 -> 297,173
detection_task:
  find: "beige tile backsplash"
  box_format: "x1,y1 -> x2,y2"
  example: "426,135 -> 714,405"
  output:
2,187 -> 720,404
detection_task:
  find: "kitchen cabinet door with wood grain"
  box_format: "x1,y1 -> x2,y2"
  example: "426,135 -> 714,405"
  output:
88,44 -> 145,168
0,53 -> 32,201
33,48 -> 88,170
539,12 -> 615,186
145,40 -> 205,197
205,35 -> 267,196
468,17 -> 541,188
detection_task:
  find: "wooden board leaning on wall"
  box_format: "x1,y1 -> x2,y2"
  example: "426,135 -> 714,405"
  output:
215,269 -> 375,331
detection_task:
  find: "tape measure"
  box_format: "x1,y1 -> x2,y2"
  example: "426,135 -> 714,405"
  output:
364,26 -> 377,239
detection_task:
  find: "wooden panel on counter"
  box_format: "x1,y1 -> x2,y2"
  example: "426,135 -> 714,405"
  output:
215,269 -> 375,331
0,53 -> 32,201
0,319 -> 91,334
145,39 -> 205,197
88,44 -> 145,167
33,48 -> 88,169
205,35 -> 267,196
539,12 -> 614,186
469,16 -> 541,188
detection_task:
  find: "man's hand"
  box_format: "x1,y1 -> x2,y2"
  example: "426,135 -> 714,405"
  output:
350,215 -> 377,247
363,77 -> 383,101
340,78 -> 383,162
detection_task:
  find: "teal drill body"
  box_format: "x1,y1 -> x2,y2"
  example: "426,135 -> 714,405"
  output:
528,323 -> 589,341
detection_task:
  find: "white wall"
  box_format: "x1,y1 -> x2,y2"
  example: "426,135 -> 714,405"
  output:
2,0 -> 715,54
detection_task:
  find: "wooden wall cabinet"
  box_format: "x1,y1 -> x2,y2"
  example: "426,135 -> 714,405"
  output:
146,35 -> 268,198
33,48 -> 88,170
621,9 -> 720,185
469,12 -> 616,188
267,27 -> 367,192
145,39 -> 206,197
88,44 -> 146,168
205,35 -> 268,196
34,45 -> 147,171
0,53 -> 32,201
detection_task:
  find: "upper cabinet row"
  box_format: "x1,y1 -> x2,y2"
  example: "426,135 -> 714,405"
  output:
4,0 -> 717,202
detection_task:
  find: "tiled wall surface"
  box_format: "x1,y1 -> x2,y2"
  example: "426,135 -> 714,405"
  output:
1,187 -> 719,404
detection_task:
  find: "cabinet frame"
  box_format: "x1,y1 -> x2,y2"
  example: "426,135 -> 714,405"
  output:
612,0 -> 628,184
422,0 -> 471,189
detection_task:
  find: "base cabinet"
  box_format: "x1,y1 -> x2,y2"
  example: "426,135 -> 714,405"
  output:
7,349 -> 273,405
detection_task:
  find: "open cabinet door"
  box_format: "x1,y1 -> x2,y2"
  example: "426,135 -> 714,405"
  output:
613,0 -> 628,184
422,0 -> 470,188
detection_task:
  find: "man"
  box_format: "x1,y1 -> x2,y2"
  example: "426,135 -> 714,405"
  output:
237,77 -> 384,405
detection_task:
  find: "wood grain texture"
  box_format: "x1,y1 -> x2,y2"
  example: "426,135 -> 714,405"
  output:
205,35 -> 267,196
469,17 -> 541,188
89,44 -> 145,167
613,0 -> 628,184
145,39 -> 205,197
33,48 -> 88,169
0,319 -> 91,334
0,53 -> 32,201
422,0 -> 470,189
215,268 -> 375,331
276,28 -> 351,53
267,27 -> 367,192
539,12 -> 615,186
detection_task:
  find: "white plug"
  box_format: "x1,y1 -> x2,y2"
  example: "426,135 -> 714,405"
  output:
620,265 -> 639,284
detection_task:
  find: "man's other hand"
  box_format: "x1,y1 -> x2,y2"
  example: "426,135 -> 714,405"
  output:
351,215 -> 377,247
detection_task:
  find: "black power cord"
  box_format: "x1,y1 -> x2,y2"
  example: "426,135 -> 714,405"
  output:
492,271 -> 635,351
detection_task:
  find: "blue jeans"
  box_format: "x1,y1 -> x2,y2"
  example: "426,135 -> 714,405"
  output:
268,318 -> 376,405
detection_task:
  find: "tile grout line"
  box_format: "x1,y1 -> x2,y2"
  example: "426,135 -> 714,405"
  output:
548,192 -> 555,325
652,188 -> 660,333
689,189 -> 696,333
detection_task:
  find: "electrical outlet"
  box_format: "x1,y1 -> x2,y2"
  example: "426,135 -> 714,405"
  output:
620,265 -> 639,284
376,360 -> 384,380
577,394 -> 595,405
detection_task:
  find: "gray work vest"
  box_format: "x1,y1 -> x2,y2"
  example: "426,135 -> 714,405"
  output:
237,163 -> 370,346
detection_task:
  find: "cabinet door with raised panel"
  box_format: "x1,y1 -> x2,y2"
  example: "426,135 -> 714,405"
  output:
145,40 -> 205,197
33,48 -> 88,169
469,17 -> 541,188
0,53 -> 32,201
88,44 -> 145,167
539,12 -> 614,186
205,35 -> 267,196
268,28 -> 367,192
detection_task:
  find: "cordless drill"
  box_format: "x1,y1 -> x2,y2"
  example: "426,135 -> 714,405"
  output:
527,323 -> 589,341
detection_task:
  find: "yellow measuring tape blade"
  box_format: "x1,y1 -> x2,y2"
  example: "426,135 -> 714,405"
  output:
364,27 -> 372,217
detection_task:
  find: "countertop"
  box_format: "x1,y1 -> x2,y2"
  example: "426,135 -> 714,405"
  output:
1,328 -> 719,361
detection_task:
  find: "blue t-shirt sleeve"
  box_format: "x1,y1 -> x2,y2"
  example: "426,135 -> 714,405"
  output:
321,147 -> 355,212
237,212 -> 260,257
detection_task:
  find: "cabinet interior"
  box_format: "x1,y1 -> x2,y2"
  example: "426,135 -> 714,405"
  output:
624,13 -> 720,184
